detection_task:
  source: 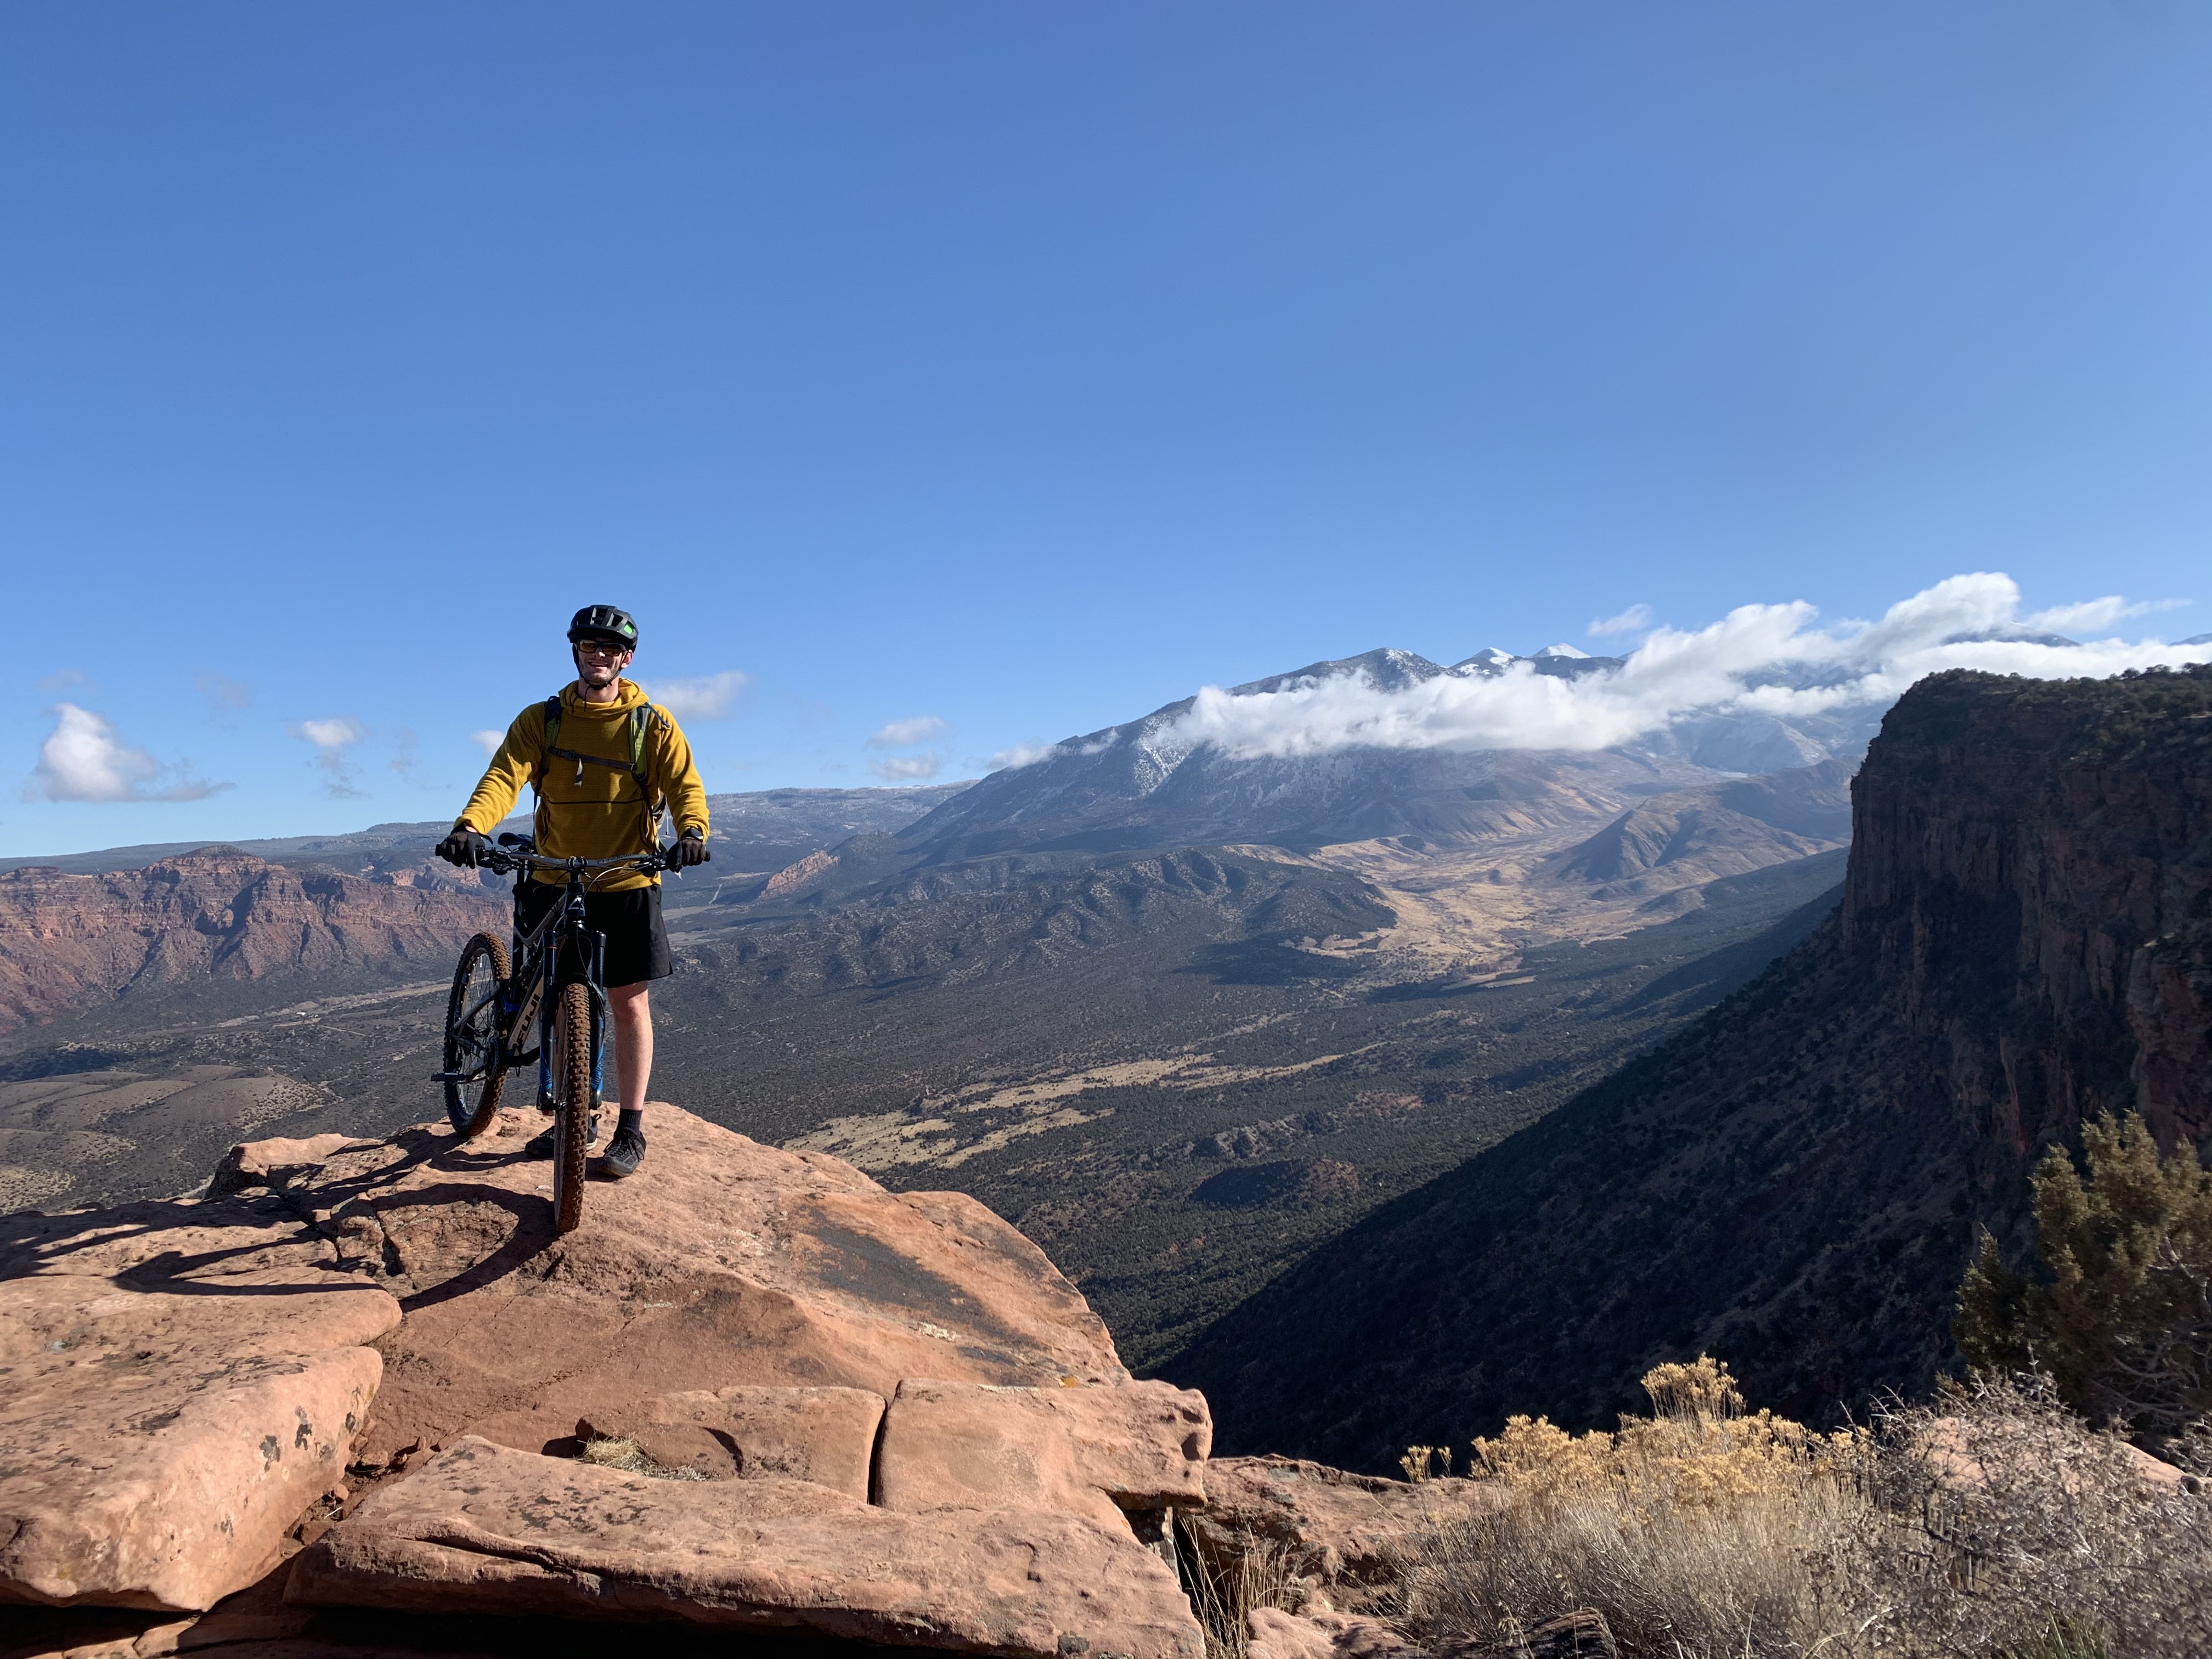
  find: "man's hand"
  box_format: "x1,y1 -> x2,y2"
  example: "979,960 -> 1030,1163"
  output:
437,827 -> 488,867
667,830 -> 710,869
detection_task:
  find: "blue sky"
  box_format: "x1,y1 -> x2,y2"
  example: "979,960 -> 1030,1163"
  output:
4,2 -> 2209,855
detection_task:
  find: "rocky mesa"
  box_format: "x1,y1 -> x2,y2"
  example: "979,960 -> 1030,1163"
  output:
1,1102 -> 1470,1659
0,849 -> 501,1032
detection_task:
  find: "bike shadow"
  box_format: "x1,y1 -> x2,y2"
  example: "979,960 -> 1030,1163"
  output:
370,1182 -> 560,1313
2,1124 -> 566,1304
0,1201 -> 403,1300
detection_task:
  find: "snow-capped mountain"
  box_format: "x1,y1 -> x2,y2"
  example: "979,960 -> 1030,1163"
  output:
899,610 -> 2212,865
900,645 -> 1875,859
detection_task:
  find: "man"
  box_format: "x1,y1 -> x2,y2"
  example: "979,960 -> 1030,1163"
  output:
436,605 -> 710,1178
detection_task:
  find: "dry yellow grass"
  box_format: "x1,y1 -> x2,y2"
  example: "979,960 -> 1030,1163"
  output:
576,1436 -> 710,1481
1173,1515 -> 1297,1659
1401,1362 -> 2211,1659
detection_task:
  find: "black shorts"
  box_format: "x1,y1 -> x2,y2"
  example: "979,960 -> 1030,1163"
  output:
515,880 -> 672,990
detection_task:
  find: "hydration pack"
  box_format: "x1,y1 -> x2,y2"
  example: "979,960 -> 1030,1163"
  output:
537,696 -> 669,843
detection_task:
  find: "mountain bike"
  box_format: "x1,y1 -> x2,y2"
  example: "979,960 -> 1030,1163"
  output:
433,834 -> 686,1234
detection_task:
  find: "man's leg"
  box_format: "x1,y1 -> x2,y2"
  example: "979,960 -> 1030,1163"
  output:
602,981 -> 652,1176
609,982 -> 652,1116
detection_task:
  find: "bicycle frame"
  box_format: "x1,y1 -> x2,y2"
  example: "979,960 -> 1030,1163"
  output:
466,842 -> 670,1104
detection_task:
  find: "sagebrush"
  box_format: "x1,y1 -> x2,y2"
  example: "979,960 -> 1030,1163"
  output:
1401,1360 -> 2210,1659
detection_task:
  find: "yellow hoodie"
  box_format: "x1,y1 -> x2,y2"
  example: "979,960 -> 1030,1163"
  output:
456,679 -> 709,890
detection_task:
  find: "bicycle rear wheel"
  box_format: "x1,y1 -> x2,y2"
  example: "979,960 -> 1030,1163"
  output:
442,933 -> 511,1138
549,981 -> 593,1234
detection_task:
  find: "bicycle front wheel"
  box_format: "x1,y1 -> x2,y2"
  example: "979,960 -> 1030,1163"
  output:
442,932 -> 511,1138
549,980 -> 594,1234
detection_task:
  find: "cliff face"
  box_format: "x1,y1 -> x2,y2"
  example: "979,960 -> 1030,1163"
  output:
1167,667 -> 2212,1472
1841,670 -> 2212,1153
0,848 -> 501,1030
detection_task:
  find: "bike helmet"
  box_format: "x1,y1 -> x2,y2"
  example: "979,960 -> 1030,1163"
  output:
568,605 -> 639,651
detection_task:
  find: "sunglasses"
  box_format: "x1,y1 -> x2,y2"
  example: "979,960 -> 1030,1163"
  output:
574,638 -> 631,658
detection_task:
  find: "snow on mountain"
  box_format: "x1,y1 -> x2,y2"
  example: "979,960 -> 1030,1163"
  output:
907,578 -> 2205,859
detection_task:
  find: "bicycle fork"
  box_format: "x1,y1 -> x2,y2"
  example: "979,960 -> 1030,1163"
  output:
535,934 -> 612,1115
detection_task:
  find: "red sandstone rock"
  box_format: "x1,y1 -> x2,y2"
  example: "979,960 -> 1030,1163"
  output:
1189,1458 -> 1500,1615
287,1436 -> 1207,1659
575,1384 -> 884,1497
221,1102 -> 1127,1466
0,1193 -> 399,1612
1918,1416 -> 2196,1497
761,847 -> 838,899
207,1134 -> 368,1199
1838,675 -> 2212,1149
1248,1608 -> 1421,1659
876,1378 -> 1210,1530
0,850 -> 499,1032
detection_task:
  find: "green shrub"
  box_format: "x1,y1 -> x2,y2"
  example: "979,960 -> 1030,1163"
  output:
1957,1111 -> 2212,1453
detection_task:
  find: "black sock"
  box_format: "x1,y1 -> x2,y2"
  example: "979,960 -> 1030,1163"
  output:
617,1108 -> 643,1137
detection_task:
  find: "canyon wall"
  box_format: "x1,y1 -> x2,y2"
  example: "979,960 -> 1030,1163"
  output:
0,849 -> 500,1031
1841,668 -> 2212,1153
1171,666 -> 2212,1471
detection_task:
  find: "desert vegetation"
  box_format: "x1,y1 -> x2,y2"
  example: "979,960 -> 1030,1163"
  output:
1957,1110 -> 2212,1459
1398,1358 -> 2209,1659
1390,1118 -> 2212,1656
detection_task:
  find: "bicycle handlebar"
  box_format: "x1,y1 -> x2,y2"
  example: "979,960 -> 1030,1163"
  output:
460,842 -> 707,878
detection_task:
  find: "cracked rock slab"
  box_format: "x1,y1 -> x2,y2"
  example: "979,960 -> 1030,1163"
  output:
575,1384 -> 885,1497
288,1436 -> 1206,1659
876,1379 -> 1210,1530
0,1194 -> 399,1612
222,1103 -> 1127,1465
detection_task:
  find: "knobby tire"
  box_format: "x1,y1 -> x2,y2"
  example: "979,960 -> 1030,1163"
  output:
550,980 -> 593,1234
443,932 -> 511,1138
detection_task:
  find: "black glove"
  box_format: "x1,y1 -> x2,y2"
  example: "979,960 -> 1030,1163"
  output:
666,831 -> 710,869
436,827 -> 488,867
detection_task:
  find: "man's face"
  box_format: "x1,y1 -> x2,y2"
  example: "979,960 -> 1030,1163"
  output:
573,635 -> 634,688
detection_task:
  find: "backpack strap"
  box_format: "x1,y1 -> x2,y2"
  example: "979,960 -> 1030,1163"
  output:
535,697 -> 667,847
632,705 -> 668,845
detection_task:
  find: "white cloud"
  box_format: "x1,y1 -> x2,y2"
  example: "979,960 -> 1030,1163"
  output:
2022,596 -> 2189,635
294,717 -> 365,749
870,752 -> 944,781
471,729 -> 505,757
1588,603 -> 1654,637
868,714 -> 949,749
1163,573 -> 2211,762
36,669 -> 88,691
24,704 -> 226,803
289,716 -> 368,799
989,740 -> 1061,771
637,670 -> 751,721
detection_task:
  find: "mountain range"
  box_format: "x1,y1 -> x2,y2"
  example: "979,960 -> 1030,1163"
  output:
894,645 -> 1878,865
0,783 -> 972,881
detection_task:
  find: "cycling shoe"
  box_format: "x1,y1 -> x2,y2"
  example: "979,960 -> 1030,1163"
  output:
601,1126 -> 646,1179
